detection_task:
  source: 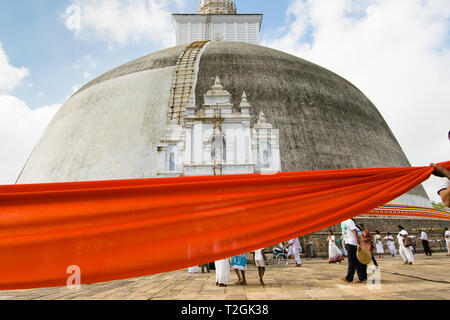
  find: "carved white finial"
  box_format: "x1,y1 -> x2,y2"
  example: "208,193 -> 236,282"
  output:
240,91 -> 251,110
212,76 -> 224,90
258,111 -> 267,124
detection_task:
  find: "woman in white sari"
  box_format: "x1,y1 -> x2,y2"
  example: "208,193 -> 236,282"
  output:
215,258 -> 231,287
397,225 -> 414,265
374,230 -> 384,258
327,230 -> 344,263
384,232 -> 397,256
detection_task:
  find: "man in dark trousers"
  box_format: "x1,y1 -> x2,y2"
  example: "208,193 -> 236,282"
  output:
340,218 -> 366,284
420,230 -> 432,256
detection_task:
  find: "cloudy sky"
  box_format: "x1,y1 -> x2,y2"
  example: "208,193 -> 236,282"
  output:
0,0 -> 448,202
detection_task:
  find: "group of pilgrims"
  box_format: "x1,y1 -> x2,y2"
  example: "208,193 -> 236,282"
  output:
187,225 -> 450,286
188,238 -> 303,287
329,223 -> 450,266
326,228 -> 398,264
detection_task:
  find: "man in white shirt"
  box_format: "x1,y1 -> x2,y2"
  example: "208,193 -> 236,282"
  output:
431,131 -> 450,207
419,230 -> 432,256
340,219 -> 366,283
435,178 -> 450,207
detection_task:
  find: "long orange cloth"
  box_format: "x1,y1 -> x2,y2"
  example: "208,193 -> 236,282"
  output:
0,162 -> 449,290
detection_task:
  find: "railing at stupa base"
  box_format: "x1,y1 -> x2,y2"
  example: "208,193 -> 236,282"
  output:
363,204 -> 450,220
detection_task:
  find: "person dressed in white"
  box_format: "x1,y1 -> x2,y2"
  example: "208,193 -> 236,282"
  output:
214,258 -> 231,287
397,225 -> 414,265
286,242 -> 294,257
431,134 -> 450,208
431,131 -> 450,207
286,238 -> 302,267
384,232 -> 397,256
431,132 -> 450,256
445,228 -> 450,256
327,230 -> 344,263
254,248 -> 267,286
374,230 -> 384,258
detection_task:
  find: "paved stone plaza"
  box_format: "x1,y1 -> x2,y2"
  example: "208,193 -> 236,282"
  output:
1,253 -> 448,300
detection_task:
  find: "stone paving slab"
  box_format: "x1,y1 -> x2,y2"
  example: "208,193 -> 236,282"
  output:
1,253 -> 449,300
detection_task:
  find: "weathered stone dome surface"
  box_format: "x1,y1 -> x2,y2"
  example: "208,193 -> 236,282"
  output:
17,41 -> 429,206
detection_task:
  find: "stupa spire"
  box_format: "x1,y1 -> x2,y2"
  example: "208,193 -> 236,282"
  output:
198,0 -> 237,15
213,75 -> 223,88
258,111 -> 267,124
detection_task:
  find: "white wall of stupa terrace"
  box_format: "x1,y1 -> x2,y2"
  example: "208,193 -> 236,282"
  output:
173,0 -> 262,45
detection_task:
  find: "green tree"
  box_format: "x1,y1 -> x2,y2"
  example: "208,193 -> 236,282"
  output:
432,201 -> 450,210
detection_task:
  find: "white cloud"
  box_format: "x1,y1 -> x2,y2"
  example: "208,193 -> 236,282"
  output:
0,45 -> 60,184
0,95 -> 60,184
0,43 -> 29,92
73,54 -> 97,80
73,54 -> 97,71
63,0 -> 188,48
263,0 -> 450,202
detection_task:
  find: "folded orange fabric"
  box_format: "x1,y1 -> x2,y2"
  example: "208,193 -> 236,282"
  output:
0,162 -> 448,290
